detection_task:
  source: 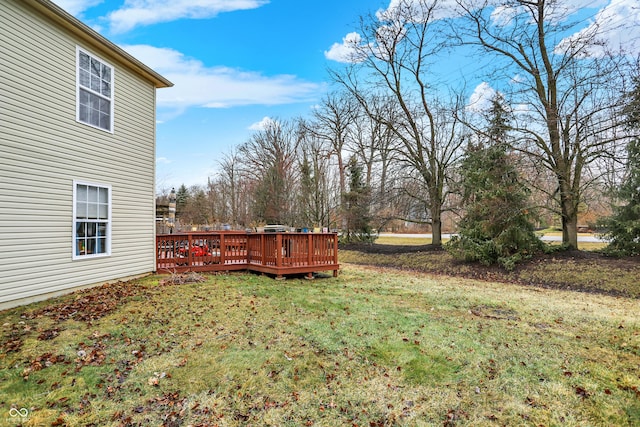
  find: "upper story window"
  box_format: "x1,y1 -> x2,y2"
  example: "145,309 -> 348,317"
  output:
76,47 -> 114,132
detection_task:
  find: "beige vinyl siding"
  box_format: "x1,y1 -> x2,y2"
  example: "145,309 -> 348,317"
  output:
0,0 -> 159,307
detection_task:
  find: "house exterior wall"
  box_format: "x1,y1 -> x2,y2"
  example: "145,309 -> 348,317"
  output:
0,0 -> 161,308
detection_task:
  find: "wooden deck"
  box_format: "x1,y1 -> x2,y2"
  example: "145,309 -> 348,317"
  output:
156,231 -> 339,278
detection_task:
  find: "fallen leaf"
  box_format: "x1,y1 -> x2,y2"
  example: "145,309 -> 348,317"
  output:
575,386 -> 590,399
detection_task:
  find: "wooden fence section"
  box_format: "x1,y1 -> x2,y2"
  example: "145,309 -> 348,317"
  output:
157,231 -> 339,278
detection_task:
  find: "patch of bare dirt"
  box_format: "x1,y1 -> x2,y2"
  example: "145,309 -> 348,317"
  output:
340,243 -> 442,254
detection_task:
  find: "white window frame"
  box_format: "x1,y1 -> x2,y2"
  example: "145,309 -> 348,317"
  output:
76,46 -> 114,133
73,180 -> 112,260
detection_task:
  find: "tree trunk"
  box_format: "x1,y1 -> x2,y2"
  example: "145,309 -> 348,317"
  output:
430,197 -> 442,246
561,200 -> 579,249
431,217 -> 442,246
334,150 -> 347,232
557,167 -> 579,249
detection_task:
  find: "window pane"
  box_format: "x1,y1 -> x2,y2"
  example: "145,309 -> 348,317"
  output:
79,106 -> 88,123
79,69 -> 90,88
79,52 -> 89,70
90,75 -> 100,92
102,65 -> 110,80
91,58 -> 101,76
79,89 -> 89,105
102,66 -> 111,97
89,94 -> 100,111
90,109 -> 100,126
76,222 -> 86,236
101,80 -> 111,97
97,223 -> 107,237
88,186 -> 98,202
86,238 -> 96,255
99,187 -> 108,203
99,98 -> 109,113
77,185 -> 87,201
98,203 -> 108,219
76,202 -> 86,219
100,112 -> 110,130
95,238 -> 105,254
88,203 -> 98,219
87,223 -> 97,237
76,238 -> 86,256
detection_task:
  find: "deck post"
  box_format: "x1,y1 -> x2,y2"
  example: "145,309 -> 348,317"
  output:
333,233 -> 339,277
187,234 -> 193,268
275,234 -> 284,279
307,234 -> 313,267
276,233 -> 282,268
220,233 -> 226,265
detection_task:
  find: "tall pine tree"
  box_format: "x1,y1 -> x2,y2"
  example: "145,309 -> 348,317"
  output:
342,156 -> 373,243
447,95 -> 543,269
599,75 -> 640,256
175,184 -> 189,219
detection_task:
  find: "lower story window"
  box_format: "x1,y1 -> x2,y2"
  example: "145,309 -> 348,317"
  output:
73,181 -> 111,259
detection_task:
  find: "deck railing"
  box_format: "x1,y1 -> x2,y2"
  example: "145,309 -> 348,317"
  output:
156,231 -> 339,278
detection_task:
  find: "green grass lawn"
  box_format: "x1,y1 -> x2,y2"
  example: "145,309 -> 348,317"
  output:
375,235 -> 434,245
1,268 -> 639,426
375,234 -> 607,251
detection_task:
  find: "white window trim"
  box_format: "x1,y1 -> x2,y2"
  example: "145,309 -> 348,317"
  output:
75,46 -> 115,134
72,180 -> 112,260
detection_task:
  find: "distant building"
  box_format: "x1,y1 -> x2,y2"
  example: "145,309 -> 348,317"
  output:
0,0 -> 172,308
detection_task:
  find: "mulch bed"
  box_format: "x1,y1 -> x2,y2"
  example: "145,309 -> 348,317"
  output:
340,243 -> 640,298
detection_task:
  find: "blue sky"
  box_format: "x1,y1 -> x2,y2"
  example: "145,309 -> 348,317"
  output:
55,0 -> 640,191
55,0 -> 389,190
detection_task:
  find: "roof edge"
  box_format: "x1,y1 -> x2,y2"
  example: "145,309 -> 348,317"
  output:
27,0 -> 173,88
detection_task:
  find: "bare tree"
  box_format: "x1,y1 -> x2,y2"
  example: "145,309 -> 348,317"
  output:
348,96 -> 402,229
214,148 -> 253,227
238,119 -> 301,225
331,0 -> 467,245
304,92 -> 359,230
298,120 -> 335,228
457,0 -> 633,248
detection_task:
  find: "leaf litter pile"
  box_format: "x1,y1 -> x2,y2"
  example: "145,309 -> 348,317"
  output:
1,268 -> 639,426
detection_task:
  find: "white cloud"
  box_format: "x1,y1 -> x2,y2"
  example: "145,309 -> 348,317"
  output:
488,0 -> 639,57
466,82 -> 496,113
121,45 -> 321,113
468,82 -> 531,115
557,0 -> 640,57
107,0 -> 269,33
377,0 -> 460,22
324,32 -> 367,63
248,116 -> 275,131
156,157 -> 172,164
490,0 -> 609,26
326,0 -> 461,64
489,4 -> 519,26
52,0 -> 103,16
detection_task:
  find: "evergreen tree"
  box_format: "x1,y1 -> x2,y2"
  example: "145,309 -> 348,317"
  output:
342,156 -> 373,243
254,162 -> 287,225
446,95 -> 544,270
299,153 -> 316,226
598,75 -> 640,256
175,184 -> 189,218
